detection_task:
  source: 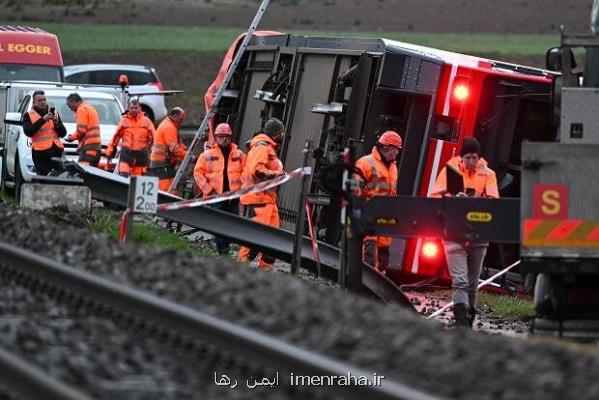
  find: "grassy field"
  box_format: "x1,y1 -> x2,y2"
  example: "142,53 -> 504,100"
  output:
4,21 -> 561,56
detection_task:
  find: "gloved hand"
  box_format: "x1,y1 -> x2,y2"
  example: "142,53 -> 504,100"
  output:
65,135 -> 74,142
105,146 -> 115,159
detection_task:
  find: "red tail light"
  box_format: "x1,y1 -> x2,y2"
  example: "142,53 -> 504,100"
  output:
150,81 -> 164,91
422,241 -> 440,258
453,84 -> 470,102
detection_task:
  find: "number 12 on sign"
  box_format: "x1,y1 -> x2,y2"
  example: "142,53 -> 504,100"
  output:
134,176 -> 159,214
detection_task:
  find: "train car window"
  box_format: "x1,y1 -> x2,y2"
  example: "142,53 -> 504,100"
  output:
431,116 -> 459,142
474,77 -> 551,197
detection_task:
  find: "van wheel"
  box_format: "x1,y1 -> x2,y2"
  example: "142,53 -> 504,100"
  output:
141,105 -> 155,123
14,158 -> 24,203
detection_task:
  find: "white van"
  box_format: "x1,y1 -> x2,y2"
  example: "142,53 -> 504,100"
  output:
1,82 -> 124,197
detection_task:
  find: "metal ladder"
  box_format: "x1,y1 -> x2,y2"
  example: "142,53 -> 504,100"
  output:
168,0 -> 271,193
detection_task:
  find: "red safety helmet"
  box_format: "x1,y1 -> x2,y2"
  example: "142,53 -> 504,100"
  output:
378,130 -> 402,149
214,123 -> 233,136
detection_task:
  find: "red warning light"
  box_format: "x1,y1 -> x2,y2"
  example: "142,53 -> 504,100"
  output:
422,241 -> 440,258
453,84 -> 470,101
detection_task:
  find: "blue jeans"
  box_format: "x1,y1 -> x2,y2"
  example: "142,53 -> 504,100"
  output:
210,199 -> 240,254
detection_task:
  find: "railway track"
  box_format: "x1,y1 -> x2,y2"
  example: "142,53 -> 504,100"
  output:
2,202 -> 599,400
0,240 -> 439,400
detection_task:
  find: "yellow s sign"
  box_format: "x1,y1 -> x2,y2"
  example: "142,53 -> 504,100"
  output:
466,212 -> 492,222
541,190 -> 561,216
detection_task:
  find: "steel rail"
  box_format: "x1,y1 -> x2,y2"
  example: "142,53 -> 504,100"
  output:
0,240 -> 441,400
77,165 -> 413,308
0,345 -> 94,400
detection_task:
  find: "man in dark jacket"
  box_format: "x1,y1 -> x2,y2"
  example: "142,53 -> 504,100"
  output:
22,90 -> 67,175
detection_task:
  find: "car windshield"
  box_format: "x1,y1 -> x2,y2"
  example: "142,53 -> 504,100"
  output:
46,96 -> 121,125
0,64 -> 62,82
65,69 -> 156,85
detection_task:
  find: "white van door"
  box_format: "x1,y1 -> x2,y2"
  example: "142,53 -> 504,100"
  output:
5,94 -> 30,176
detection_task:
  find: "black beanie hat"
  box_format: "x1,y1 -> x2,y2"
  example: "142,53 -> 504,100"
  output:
460,137 -> 481,157
263,118 -> 284,136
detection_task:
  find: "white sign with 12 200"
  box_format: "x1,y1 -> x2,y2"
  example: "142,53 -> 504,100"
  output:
134,176 -> 158,214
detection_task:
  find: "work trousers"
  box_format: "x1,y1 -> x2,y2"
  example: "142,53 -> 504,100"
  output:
237,203 -> 279,270
78,148 -> 101,167
118,162 -> 146,177
210,199 -> 240,255
444,241 -> 488,307
363,235 -> 391,273
32,145 -> 63,176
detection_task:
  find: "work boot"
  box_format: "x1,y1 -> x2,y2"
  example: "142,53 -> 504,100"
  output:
469,306 -> 476,328
453,303 -> 470,327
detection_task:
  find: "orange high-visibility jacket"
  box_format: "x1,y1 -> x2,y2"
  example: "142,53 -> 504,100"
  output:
240,134 -> 283,205
108,112 -> 155,154
28,110 -> 64,151
149,117 -> 187,168
354,146 -> 398,201
194,143 -> 246,196
430,156 -> 499,198
69,102 -> 101,152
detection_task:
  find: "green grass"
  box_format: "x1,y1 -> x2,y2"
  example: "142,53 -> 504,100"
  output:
478,291 -> 535,318
3,21 -> 560,56
87,208 -> 218,257
0,189 -> 16,204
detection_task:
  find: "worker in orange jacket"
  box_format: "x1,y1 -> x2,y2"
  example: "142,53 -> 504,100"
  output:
22,90 -> 67,176
237,118 -> 285,270
65,93 -> 102,167
355,130 -> 402,275
194,122 -> 246,255
430,137 -> 499,327
106,98 -> 155,177
148,107 -> 187,192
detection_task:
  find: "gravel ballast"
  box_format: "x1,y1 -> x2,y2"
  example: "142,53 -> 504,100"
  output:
1,203 -> 599,399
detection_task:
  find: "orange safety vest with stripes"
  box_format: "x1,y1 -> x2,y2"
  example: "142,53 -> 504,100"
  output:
194,143 -> 246,196
108,112 -> 154,153
28,110 -> 64,151
240,134 -> 283,205
354,146 -> 398,201
149,117 -> 187,168
70,102 -> 101,152
430,156 -> 499,198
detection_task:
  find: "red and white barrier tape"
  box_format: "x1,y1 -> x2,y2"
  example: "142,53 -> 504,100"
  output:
157,167 -> 310,212
306,201 -> 321,276
119,209 -> 131,242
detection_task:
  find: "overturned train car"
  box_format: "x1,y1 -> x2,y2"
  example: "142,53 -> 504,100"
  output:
209,34 -> 555,283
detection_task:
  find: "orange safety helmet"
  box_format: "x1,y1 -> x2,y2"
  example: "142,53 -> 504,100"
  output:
378,130 -> 402,149
214,123 -> 233,136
